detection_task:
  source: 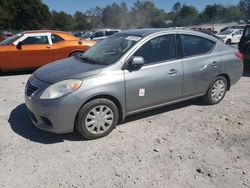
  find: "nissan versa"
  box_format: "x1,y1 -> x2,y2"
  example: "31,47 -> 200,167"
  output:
25,28 -> 243,139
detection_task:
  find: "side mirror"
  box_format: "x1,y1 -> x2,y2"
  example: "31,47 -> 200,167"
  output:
16,41 -> 23,50
90,35 -> 94,40
129,56 -> 145,69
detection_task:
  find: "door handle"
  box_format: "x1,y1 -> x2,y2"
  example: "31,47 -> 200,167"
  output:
46,46 -> 52,49
168,69 -> 178,75
211,61 -> 218,67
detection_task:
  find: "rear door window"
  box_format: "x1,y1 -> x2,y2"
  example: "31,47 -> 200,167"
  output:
51,34 -> 64,43
180,34 -> 215,57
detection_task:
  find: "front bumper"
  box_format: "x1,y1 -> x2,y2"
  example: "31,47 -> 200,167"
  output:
25,76 -> 82,134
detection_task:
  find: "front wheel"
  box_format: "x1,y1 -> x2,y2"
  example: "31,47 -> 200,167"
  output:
69,51 -> 84,57
203,76 -> 227,105
76,99 -> 119,139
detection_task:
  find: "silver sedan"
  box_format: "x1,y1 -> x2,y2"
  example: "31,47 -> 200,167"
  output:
25,28 -> 243,139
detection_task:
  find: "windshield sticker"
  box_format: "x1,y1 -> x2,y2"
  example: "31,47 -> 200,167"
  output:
126,36 -> 141,41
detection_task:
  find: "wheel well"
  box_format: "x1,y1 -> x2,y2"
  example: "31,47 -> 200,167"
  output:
68,51 -> 84,57
218,73 -> 231,91
74,95 -> 123,128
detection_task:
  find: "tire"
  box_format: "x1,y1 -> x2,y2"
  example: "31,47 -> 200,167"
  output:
203,76 -> 227,105
69,51 -> 84,57
76,99 -> 119,139
225,39 -> 231,45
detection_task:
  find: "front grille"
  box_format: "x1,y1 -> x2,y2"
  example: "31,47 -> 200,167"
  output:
26,81 -> 38,96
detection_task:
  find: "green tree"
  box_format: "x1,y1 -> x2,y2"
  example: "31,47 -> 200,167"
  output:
172,2 -> 181,13
50,11 -> 75,31
0,0 -> 50,30
223,5 -> 243,22
102,2 -> 129,29
174,4 -> 199,26
74,11 -> 89,30
200,4 -> 225,22
86,6 -> 103,28
239,0 -> 250,19
130,1 -> 167,28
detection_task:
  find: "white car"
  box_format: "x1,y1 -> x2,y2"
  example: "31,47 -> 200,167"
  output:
217,29 -> 243,44
81,29 -> 121,42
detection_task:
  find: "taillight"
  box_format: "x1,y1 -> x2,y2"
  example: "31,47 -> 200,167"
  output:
234,52 -> 244,61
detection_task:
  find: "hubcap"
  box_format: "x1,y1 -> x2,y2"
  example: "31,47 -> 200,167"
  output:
85,105 -> 114,135
211,79 -> 226,101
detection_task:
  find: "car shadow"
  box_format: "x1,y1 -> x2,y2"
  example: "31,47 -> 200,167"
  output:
0,70 -> 34,76
123,99 -> 203,124
9,99 -> 206,144
8,104 -> 84,144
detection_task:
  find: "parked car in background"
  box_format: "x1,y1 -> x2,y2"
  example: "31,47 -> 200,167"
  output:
73,31 -> 86,38
0,30 -> 96,72
220,25 -> 245,33
81,28 -> 121,41
0,32 -> 13,42
217,29 -> 243,44
25,28 -> 243,139
239,25 -> 250,68
197,30 -> 223,41
0,35 -> 4,42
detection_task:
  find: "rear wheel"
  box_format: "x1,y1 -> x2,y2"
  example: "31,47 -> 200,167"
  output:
203,76 -> 227,105
76,99 -> 119,139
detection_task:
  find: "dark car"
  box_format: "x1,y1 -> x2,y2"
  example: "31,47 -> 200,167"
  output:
238,25 -> 250,68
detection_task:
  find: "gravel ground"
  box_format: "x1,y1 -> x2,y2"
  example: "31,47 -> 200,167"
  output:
0,71 -> 250,188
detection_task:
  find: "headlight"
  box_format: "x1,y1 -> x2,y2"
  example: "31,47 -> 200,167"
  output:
40,79 -> 82,99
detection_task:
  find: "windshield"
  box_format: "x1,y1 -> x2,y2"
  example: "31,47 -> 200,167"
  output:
81,34 -> 141,65
219,30 -> 234,35
81,30 -> 96,39
0,33 -> 23,45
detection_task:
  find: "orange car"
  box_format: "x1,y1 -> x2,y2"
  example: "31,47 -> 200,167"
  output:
0,30 -> 96,71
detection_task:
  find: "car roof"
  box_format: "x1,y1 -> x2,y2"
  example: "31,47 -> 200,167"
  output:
22,30 -> 69,34
21,30 -> 77,40
119,28 -> 202,37
120,28 -> 168,37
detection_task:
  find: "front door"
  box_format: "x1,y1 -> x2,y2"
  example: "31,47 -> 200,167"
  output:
124,34 -> 183,113
7,35 -> 53,70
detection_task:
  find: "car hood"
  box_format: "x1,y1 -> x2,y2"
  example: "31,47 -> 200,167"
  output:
34,57 -> 104,84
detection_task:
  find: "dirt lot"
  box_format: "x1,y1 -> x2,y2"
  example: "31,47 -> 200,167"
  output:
0,71 -> 250,188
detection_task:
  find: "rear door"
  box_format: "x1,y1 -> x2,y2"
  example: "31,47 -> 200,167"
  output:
179,34 -> 220,97
124,34 -> 183,113
7,34 -> 53,70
